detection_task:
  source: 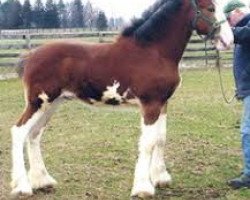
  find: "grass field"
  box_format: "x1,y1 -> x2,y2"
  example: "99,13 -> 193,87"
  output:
1,68 -> 250,199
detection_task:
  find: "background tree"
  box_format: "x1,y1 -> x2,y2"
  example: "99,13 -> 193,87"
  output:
0,1 -> 8,28
11,0 -> 23,28
44,0 -> 59,28
69,0 -> 84,28
95,11 -> 108,31
0,0 -> 119,30
108,17 -> 115,30
1,0 -> 23,29
83,1 -> 98,30
22,0 -> 32,28
0,0 -> 4,29
57,0 -> 68,28
114,17 -> 125,30
33,0 -> 45,28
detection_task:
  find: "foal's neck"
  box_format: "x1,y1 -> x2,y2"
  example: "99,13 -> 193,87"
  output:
156,28 -> 192,63
154,2 -> 193,63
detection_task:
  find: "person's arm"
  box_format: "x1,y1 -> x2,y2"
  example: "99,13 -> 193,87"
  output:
233,25 -> 250,44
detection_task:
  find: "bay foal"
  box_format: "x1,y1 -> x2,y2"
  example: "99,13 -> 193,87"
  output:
10,0 -> 233,198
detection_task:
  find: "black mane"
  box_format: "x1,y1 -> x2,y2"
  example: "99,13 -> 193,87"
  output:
122,0 -> 183,44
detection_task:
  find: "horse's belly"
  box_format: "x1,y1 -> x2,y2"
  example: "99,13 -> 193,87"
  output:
61,81 -> 139,108
87,90 -> 139,107
88,98 -> 140,108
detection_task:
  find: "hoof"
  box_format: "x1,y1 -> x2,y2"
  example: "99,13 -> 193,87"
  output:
132,191 -> 154,199
131,182 -> 155,199
34,185 -> 56,194
10,191 -> 33,200
151,171 -> 172,188
28,171 -> 57,190
10,180 -> 33,198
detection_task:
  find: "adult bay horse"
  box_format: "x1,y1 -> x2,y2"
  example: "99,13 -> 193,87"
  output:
10,0 -> 233,198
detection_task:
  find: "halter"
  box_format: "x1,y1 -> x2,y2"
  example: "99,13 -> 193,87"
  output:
190,0 -> 226,40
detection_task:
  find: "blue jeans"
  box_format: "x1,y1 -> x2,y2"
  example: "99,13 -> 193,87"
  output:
241,96 -> 250,176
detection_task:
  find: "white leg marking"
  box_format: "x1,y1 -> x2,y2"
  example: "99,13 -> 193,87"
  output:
11,92 -> 61,196
11,111 -> 44,196
27,100 -> 60,189
131,117 -> 161,198
27,128 -> 57,189
150,114 -> 172,187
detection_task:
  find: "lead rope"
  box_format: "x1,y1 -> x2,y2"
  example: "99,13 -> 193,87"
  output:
215,50 -> 236,104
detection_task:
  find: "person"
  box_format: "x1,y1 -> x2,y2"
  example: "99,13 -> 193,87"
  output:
224,0 -> 250,189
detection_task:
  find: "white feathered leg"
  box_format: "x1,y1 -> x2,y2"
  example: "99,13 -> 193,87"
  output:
150,114 -> 172,187
27,127 -> 57,190
11,110 -> 44,197
131,116 -> 162,198
27,99 -> 60,190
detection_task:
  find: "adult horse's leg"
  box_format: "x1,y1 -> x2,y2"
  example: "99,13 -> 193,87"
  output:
150,105 -> 172,187
27,98 -> 61,190
131,101 -> 164,198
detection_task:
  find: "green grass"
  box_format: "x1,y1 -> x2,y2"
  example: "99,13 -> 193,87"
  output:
0,58 -> 18,63
0,39 -> 25,45
1,68 -> 249,199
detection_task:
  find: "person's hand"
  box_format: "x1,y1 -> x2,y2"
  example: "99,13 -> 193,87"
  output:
228,9 -> 246,27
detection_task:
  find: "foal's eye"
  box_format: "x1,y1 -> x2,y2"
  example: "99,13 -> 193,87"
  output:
208,7 -> 215,13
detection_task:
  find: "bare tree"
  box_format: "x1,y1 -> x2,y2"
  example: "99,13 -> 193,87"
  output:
83,1 -> 98,30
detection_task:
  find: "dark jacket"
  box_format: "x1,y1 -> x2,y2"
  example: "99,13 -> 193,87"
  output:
233,14 -> 250,99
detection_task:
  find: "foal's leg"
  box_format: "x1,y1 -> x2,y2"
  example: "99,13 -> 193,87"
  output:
150,106 -> 172,187
11,105 -> 45,196
131,102 -> 163,198
27,99 -> 60,190
11,91 -> 60,196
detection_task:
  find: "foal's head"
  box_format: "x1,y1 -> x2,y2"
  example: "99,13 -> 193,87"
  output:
190,0 -> 234,50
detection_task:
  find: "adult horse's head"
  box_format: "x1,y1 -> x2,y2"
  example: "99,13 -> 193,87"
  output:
190,0 -> 234,50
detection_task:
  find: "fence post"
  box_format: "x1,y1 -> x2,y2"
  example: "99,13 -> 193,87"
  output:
24,34 -> 31,49
99,32 -> 104,43
205,41 -> 208,66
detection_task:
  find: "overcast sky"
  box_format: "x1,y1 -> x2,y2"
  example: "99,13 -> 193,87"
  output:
18,0 -> 156,21
89,0 -> 155,20
19,0 -> 250,21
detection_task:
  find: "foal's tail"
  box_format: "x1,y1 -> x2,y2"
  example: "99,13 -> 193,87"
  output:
16,52 -> 30,78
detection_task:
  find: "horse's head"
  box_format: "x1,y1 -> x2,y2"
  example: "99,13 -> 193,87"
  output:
190,0 -> 234,50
